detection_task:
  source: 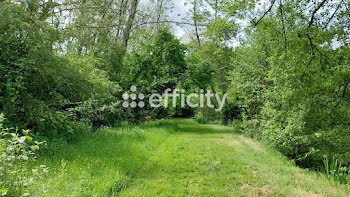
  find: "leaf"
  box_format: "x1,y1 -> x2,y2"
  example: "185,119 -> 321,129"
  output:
35,145 -> 39,150
22,129 -> 30,134
25,136 -> 32,141
1,188 -> 8,196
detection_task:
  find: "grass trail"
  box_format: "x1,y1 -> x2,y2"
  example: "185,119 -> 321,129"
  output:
30,119 -> 350,196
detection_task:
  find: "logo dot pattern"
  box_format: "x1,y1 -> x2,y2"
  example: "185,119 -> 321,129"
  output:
122,86 -> 145,108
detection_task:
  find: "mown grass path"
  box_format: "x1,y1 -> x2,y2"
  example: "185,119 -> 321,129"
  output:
31,119 -> 350,196
120,119 -> 349,197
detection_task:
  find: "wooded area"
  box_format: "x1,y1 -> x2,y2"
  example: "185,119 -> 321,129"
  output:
0,0 -> 349,196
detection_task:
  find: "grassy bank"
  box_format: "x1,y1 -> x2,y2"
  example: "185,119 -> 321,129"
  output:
28,120 -> 175,196
26,119 -> 349,196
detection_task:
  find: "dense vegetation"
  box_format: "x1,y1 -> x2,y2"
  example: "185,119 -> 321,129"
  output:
0,0 -> 349,195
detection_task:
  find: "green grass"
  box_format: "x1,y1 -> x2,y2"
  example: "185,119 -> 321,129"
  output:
27,119 -> 350,196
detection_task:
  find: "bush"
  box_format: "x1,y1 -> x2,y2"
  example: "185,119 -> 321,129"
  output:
221,103 -> 241,125
321,156 -> 350,185
228,24 -> 350,169
194,108 -> 221,124
0,4 -> 123,139
0,114 -> 48,196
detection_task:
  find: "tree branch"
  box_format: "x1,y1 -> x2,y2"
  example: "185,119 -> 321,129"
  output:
332,79 -> 350,112
307,0 -> 328,29
253,0 -> 277,27
69,20 -> 207,29
323,0 -> 343,30
279,0 -> 287,51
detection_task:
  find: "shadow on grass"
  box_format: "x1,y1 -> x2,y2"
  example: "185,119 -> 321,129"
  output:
169,118 -> 235,134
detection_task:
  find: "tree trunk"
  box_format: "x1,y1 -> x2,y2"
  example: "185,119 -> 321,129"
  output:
156,0 -> 164,28
215,0 -> 218,19
122,0 -> 139,48
116,0 -> 129,38
193,1 -> 201,47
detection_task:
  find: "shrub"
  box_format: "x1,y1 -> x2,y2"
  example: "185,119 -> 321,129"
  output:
0,114 -> 48,196
321,156 -> 350,185
221,103 -> 241,125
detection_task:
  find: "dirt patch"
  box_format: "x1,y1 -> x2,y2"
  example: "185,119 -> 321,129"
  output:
215,134 -> 265,153
215,137 -> 242,147
239,136 -> 265,153
240,184 -> 271,196
293,188 -> 324,197
207,124 -> 233,131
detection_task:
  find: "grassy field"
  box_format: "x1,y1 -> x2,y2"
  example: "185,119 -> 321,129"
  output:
28,119 -> 350,196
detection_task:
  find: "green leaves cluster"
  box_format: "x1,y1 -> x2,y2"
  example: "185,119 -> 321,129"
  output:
0,114 -> 48,196
0,1 -> 124,138
227,0 -> 350,168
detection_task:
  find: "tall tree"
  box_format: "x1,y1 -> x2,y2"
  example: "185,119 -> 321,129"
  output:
122,0 -> 139,47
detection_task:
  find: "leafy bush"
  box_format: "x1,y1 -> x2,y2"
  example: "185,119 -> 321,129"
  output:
0,3 -> 123,139
67,98 -> 122,128
228,16 -> 350,169
194,108 -> 221,124
221,103 -> 241,125
0,114 -> 48,196
120,29 -> 188,119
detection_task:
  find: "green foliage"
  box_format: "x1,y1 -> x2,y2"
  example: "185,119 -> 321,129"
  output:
186,50 -> 215,90
0,2 -> 124,139
194,108 -> 220,124
122,28 -> 187,90
221,102 -> 241,125
1,0 -> 350,189
0,114 -> 48,196
121,29 -> 188,118
226,1 -> 350,169
321,156 -> 350,185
